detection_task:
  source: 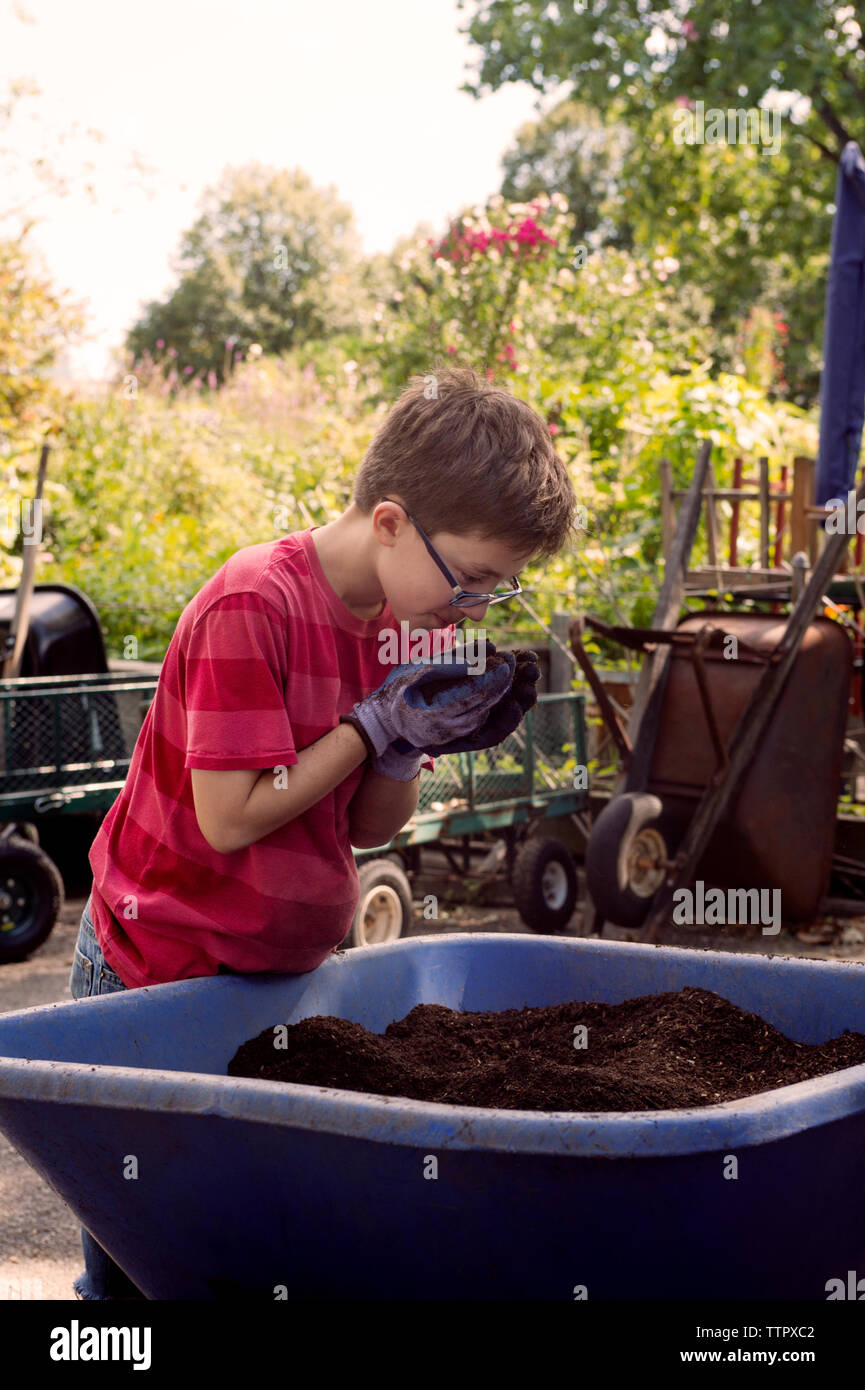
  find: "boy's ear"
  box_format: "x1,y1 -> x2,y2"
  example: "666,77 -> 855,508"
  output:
372,499 -> 405,547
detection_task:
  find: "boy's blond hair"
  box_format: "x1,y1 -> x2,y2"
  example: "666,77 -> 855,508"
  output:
353,367 -> 577,558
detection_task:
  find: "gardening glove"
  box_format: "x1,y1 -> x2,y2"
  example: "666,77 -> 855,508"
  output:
339,651 -> 515,781
414,649 -> 540,756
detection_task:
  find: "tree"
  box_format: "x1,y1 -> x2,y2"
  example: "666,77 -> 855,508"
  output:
0,232 -> 83,441
457,1 -> 864,166
616,105 -> 831,402
124,164 -> 372,384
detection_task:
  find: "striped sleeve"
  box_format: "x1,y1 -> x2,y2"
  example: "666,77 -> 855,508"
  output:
183,593 -> 297,771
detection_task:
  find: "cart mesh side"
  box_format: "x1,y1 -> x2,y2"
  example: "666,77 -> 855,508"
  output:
417,693 -> 584,814
0,676 -> 158,810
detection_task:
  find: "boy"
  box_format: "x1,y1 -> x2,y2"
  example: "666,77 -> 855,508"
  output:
68,364 -> 578,1298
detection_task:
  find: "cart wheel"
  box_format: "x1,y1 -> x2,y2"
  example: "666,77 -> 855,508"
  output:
345,859 -> 413,948
0,836 -> 64,964
511,838 -> 578,933
585,793 -> 669,930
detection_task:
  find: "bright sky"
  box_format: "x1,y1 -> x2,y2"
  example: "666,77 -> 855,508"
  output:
1,0 -> 546,381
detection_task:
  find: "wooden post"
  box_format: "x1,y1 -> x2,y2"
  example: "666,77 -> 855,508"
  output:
659,457 -> 674,559
729,456 -> 742,567
549,611 -> 572,693
774,463 -> 788,567
704,457 -> 722,591
758,456 -> 770,569
791,456 -> 814,558
2,442 -> 50,680
704,459 -> 719,566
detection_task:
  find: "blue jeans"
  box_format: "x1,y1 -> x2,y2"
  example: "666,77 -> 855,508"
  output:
68,892 -> 147,1300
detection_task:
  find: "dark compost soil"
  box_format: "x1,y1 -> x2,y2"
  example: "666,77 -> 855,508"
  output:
226,986 -> 865,1112
419,652 -> 509,704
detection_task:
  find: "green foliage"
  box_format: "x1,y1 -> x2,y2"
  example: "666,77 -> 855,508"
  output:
0,233 -> 86,586
33,353 -> 377,659
499,98 -> 635,250
614,105 -> 832,403
457,0 -> 860,163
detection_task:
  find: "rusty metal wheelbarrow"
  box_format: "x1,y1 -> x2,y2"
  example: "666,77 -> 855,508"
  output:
572,442 -> 863,943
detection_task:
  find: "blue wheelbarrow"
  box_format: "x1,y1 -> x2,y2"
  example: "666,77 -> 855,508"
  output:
0,933 -> 864,1299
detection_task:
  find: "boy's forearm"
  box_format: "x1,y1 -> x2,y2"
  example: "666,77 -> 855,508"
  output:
348,765 -> 420,849
233,723 -> 368,851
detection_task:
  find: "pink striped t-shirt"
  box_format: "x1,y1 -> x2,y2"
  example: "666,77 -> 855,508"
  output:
88,527 -> 452,988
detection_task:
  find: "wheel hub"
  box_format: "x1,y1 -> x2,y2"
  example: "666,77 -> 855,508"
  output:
626,829 -> 667,898
358,885 -> 402,945
540,861 -> 569,911
0,875 -> 30,931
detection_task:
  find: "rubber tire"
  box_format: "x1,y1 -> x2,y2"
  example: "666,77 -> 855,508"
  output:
511,837 -> 578,934
0,835 -> 64,964
585,792 -> 668,930
344,858 -> 413,948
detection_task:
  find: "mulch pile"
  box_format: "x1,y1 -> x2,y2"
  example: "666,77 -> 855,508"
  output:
226,986 -> 865,1112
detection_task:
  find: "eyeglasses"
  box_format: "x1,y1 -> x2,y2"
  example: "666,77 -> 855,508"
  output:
381,496 -> 523,608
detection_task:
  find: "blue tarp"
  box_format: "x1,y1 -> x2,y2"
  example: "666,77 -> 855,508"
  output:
816,141 -> 865,506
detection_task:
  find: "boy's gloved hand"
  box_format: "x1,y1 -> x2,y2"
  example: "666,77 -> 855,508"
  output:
340,650 -> 515,781
412,650 -> 540,756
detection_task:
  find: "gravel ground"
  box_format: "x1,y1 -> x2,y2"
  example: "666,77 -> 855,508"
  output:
0,879 -> 863,1302
0,893 -> 89,1302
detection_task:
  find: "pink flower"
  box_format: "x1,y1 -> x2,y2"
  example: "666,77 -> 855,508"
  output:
548,423 -> 559,436
207,369 -> 218,389
156,339 -> 164,349
183,365 -> 193,374
446,345 -> 457,355
486,368 -> 495,381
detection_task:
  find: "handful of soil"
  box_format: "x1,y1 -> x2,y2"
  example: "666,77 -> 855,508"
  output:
226,986 -> 865,1113
419,651 -> 510,705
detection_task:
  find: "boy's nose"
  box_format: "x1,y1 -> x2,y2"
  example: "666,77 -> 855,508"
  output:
453,598 -> 491,622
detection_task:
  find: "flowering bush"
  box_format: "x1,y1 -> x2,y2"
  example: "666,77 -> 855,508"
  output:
360,190 -> 715,419
363,193 -> 575,392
